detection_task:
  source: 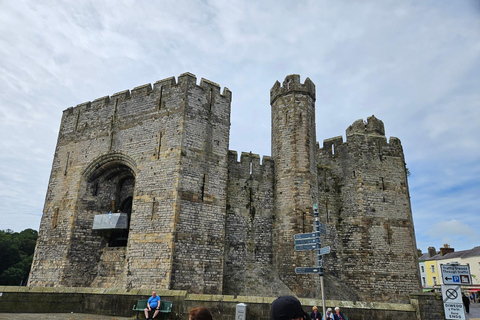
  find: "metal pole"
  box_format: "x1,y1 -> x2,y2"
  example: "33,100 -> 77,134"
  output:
320,275 -> 326,320
313,204 -> 326,320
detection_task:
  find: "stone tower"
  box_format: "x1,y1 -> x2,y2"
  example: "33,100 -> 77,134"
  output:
270,75 -> 319,296
28,73 -> 232,293
318,116 -> 421,302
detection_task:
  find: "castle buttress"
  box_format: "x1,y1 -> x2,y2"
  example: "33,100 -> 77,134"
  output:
29,73 -> 421,302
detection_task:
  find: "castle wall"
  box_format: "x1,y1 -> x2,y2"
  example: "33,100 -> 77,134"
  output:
169,74 -> 232,293
223,151 -> 275,295
317,116 -> 421,302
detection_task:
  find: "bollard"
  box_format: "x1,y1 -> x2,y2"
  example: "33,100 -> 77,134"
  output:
235,303 -> 247,320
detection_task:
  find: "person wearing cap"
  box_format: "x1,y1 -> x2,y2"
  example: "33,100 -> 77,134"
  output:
310,306 -> 320,320
333,307 -> 346,320
323,308 -> 334,320
271,296 -> 309,320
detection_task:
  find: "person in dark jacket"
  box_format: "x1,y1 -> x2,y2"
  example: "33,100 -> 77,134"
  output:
271,296 -> 309,320
463,294 -> 470,313
333,307 -> 346,320
310,306 -> 320,320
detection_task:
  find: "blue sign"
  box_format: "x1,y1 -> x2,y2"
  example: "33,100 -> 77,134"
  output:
295,244 -> 317,251
294,238 -> 318,245
294,232 -> 321,240
295,267 -> 323,274
317,246 -> 331,255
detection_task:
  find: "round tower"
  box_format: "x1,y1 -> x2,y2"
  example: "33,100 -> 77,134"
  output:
270,74 -> 318,296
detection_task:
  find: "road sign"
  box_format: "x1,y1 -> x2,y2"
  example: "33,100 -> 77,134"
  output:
295,244 -> 317,251
295,267 -> 323,274
441,264 -> 472,285
294,238 -> 318,245
315,221 -> 327,234
441,285 -> 465,320
317,246 -> 331,255
294,232 -> 320,240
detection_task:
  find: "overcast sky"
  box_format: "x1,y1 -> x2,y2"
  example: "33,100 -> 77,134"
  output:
0,1 -> 479,253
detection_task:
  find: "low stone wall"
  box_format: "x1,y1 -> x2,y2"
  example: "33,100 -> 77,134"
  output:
410,292 -> 445,320
0,286 -> 442,320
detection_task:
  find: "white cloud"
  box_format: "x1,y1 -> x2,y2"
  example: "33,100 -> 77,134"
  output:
420,220 -> 478,251
0,0 -> 479,253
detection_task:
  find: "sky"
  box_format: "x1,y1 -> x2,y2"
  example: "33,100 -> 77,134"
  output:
0,0 -> 479,253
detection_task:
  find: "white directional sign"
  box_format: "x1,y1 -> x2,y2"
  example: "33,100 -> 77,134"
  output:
441,285 -> 466,320
441,264 -> 472,285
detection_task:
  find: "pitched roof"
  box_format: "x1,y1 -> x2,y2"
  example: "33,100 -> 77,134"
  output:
462,246 -> 480,258
418,252 -> 430,261
430,246 -> 480,261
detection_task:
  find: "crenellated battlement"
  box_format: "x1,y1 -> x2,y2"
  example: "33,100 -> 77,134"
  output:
318,116 -> 403,158
270,74 -> 315,104
228,150 -> 274,175
346,115 -> 385,136
67,73 -> 231,113
58,73 -> 233,139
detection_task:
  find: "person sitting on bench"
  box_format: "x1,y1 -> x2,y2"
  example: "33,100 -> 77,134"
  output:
144,291 -> 161,320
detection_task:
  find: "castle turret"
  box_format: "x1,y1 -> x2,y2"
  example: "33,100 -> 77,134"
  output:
271,75 -> 318,296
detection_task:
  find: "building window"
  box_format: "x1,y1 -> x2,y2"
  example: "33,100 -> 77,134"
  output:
421,266 -> 425,273
422,277 -> 426,287
431,265 -> 435,273
433,277 -> 437,285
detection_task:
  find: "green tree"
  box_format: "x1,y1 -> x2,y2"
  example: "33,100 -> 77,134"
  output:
0,228 -> 38,285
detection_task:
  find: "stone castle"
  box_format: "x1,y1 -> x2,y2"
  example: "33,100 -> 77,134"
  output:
29,73 -> 421,302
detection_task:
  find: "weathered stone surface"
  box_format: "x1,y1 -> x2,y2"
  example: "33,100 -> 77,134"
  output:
29,73 -> 420,303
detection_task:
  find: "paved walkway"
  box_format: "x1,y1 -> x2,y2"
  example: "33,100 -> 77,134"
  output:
467,302 -> 480,320
0,313 -> 134,320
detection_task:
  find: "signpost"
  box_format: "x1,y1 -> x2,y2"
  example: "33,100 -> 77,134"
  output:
441,285 -> 466,320
294,204 -> 330,319
440,264 -> 471,320
441,264 -> 472,285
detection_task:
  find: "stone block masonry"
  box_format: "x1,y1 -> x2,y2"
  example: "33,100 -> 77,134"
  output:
29,73 -> 421,303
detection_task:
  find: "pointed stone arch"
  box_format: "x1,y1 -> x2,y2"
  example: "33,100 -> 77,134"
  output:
81,152 -> 137,247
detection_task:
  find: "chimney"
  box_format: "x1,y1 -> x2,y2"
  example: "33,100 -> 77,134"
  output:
440,243 -> 454,256
428,247 -> 437,258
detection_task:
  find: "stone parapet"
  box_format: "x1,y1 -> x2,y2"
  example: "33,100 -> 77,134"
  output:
0,287 -> 438,320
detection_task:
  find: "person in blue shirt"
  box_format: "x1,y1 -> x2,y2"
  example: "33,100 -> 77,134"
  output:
144,291 -> 161,320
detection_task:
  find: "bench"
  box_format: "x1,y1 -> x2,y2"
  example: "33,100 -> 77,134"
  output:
133,299 -> 173,320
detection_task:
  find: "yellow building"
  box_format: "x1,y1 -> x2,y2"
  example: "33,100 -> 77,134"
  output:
424,258 -> 440,287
